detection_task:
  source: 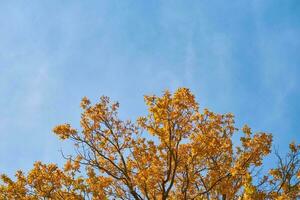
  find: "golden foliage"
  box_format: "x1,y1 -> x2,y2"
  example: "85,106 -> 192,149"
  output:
1,88 -> 299,199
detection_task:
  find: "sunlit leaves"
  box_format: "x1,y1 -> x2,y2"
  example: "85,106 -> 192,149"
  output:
1,88 -> 299,199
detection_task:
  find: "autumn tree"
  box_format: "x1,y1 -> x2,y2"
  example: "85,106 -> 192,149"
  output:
1,88 -> 299,200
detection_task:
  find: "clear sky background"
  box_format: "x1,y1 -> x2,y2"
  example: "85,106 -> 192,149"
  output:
0,1 -> 299,176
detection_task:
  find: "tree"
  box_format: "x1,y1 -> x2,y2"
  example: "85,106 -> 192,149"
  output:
1,88 -> 299,200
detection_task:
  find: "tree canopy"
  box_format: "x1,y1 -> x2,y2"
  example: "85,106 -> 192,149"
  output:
1,88 -> 299,200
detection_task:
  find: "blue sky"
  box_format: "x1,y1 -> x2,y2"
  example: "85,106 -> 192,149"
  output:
0,1 -> 299,176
